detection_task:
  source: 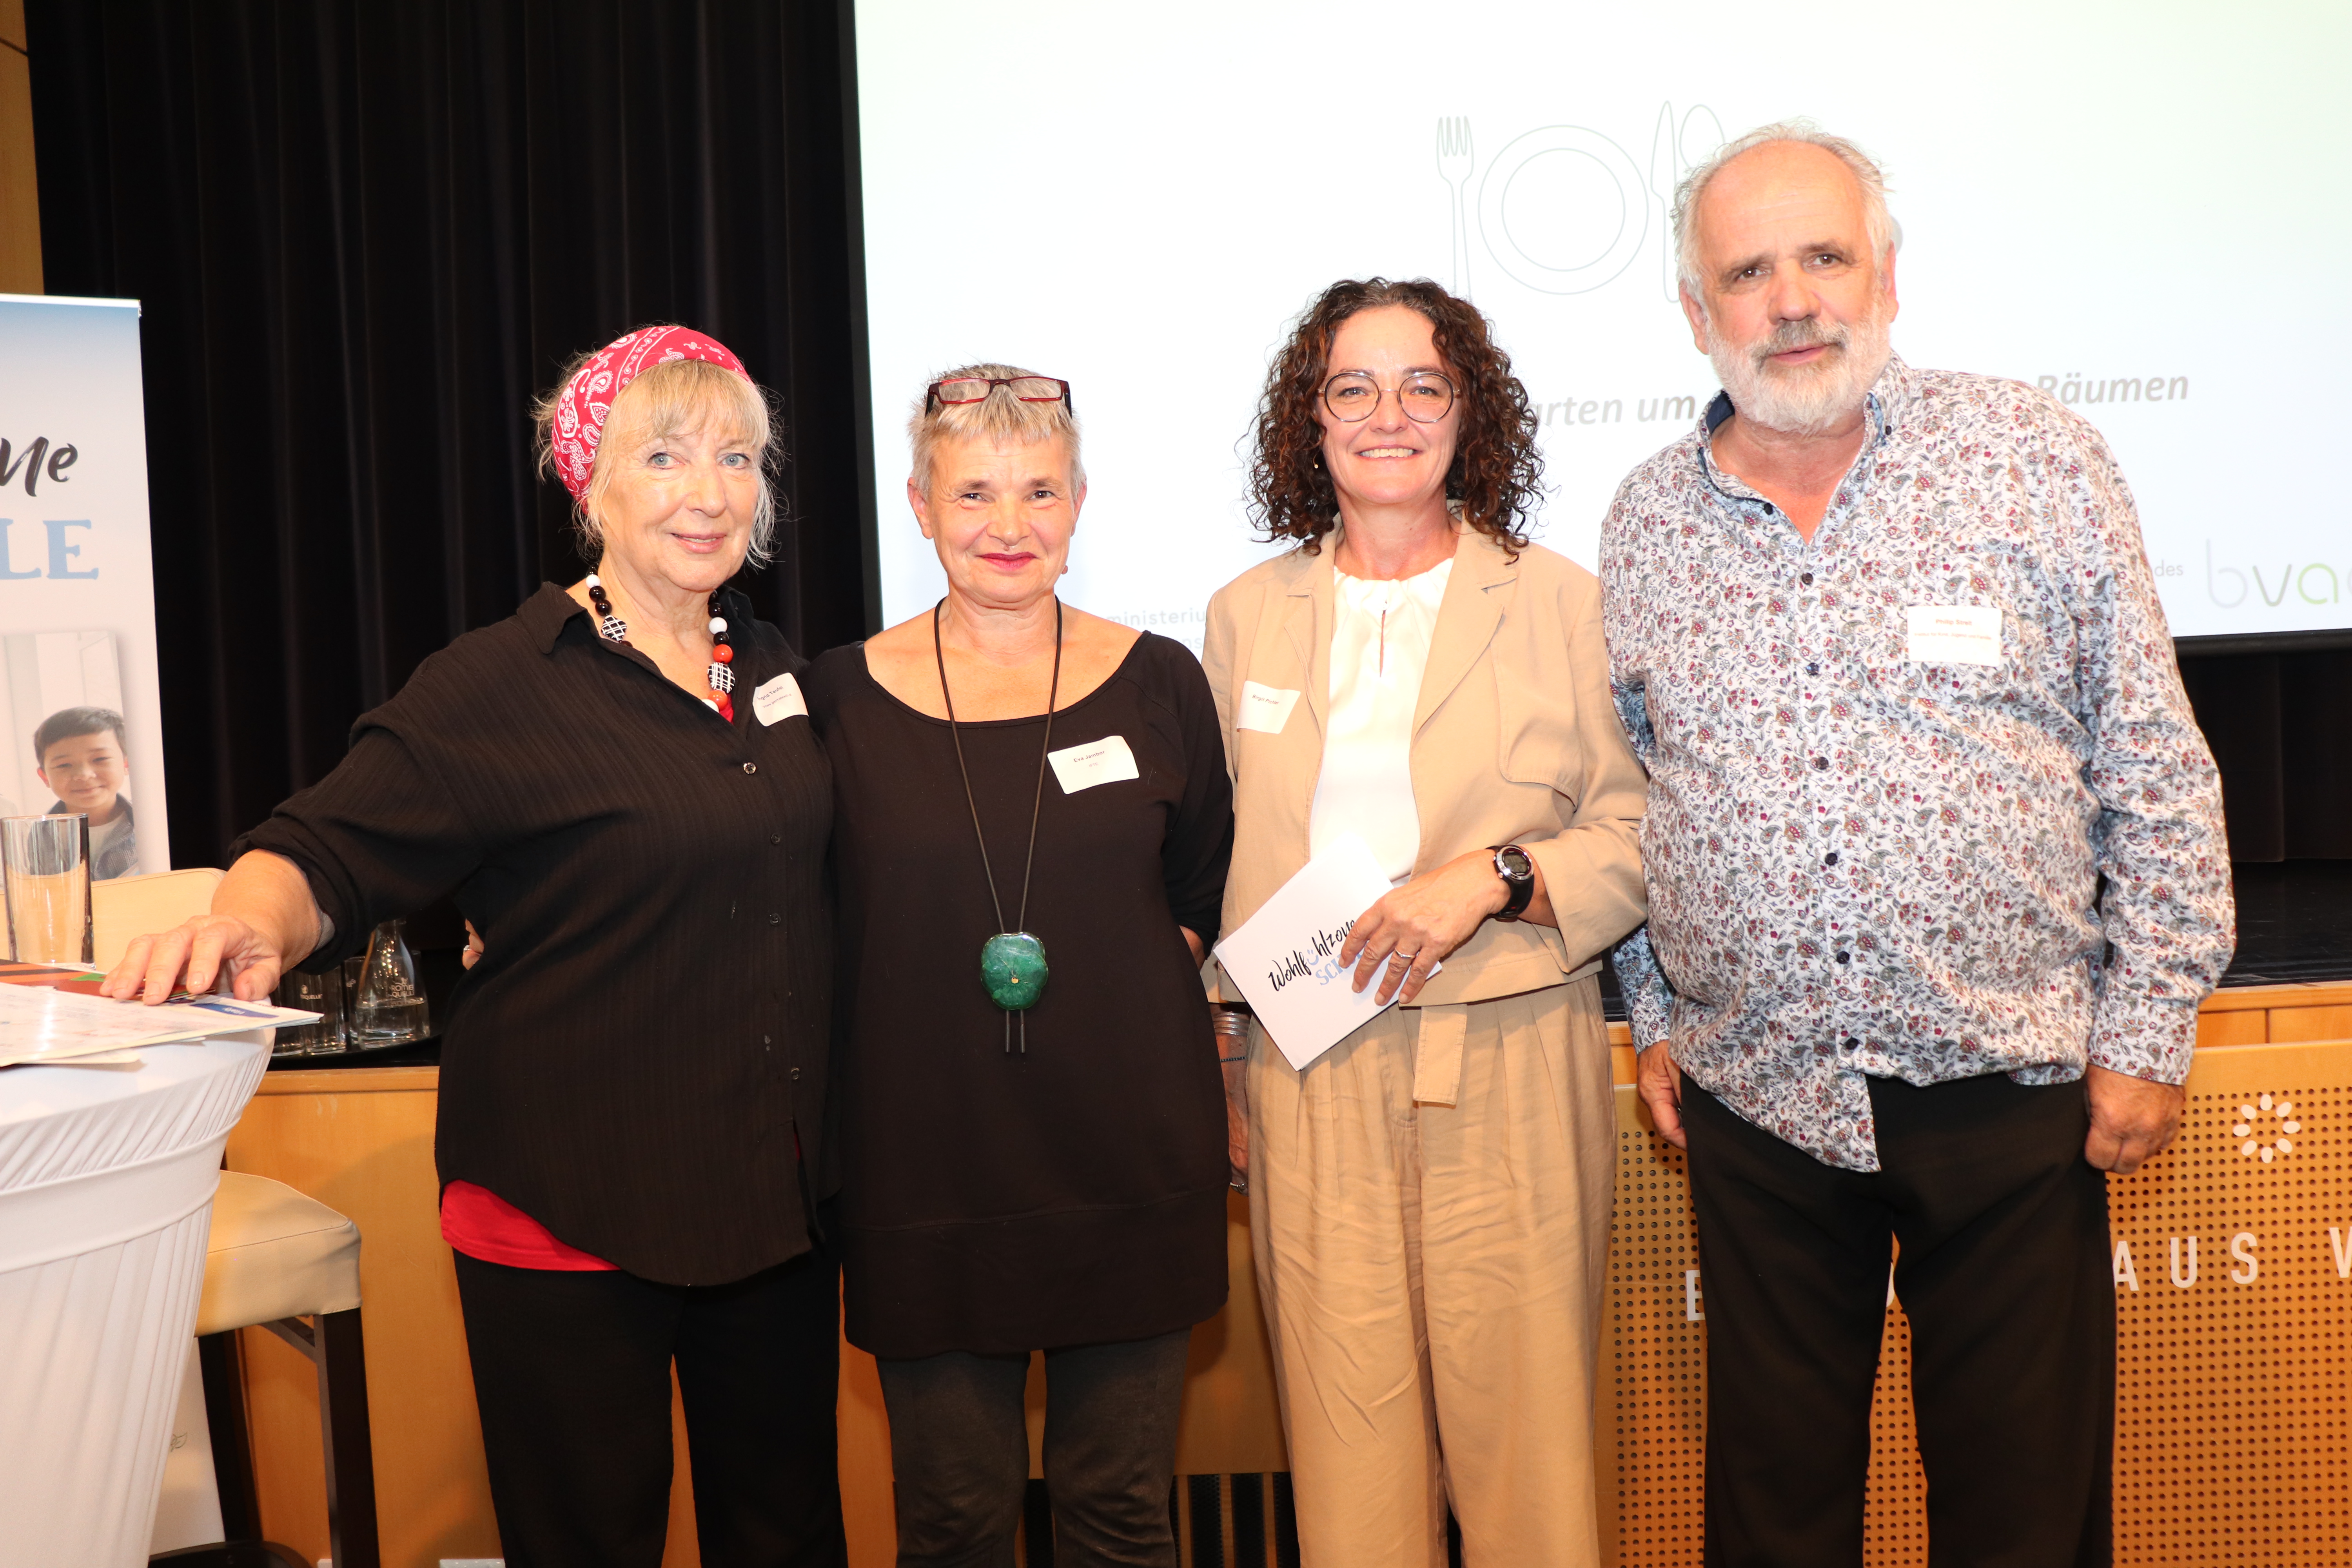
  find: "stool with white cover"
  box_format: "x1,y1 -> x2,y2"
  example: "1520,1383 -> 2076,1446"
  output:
150,1172 -> 379,1568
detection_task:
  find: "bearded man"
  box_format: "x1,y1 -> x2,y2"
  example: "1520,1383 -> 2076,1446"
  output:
1602,123 -> 2232,1566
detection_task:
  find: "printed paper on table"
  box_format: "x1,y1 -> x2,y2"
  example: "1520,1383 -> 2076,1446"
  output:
0,981 -> 318,1067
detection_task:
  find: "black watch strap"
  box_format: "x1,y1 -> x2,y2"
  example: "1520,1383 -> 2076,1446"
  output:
1489,844 -> 1535,923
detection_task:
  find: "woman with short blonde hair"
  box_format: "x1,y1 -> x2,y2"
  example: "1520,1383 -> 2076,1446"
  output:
107,326 -> 847,1566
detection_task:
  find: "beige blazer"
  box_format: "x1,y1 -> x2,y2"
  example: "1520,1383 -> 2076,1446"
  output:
1202,526 -> 1647,1027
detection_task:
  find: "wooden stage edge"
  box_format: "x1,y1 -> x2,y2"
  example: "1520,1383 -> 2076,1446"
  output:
225,980 -> 2352,1568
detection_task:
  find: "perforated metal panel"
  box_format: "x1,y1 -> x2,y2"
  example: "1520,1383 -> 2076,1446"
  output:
1604,1094 -> 1934,1566
1605,1125 -> 1707,1561
2107,1047 -> 2352,1564
1605,1041 -> 2352,1565
1864,1306 -> 1927,1566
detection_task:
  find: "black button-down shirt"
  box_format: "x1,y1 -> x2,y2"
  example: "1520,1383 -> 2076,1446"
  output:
239,583 -> 833,1283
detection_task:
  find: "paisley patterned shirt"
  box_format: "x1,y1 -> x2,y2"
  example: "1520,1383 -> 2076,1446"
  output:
1604,354 -> 2232,1171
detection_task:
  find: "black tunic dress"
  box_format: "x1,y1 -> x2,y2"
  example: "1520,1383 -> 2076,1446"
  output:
805,632 -> 1234,1358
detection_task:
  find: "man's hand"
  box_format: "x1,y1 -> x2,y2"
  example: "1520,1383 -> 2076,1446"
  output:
1638,1040 -> 1686,1149
2083,1064 -> 2184,1173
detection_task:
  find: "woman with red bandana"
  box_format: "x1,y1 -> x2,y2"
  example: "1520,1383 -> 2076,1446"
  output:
104,327 -> 845,1566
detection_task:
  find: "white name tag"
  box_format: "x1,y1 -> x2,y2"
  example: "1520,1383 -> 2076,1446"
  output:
1238,681 -> 1301,734
1905,605 -> 2003,666
752,672 -> 808,725
1048,735 -> 1140,793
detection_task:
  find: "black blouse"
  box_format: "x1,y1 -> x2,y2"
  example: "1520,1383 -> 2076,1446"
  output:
238,584 -> 832,1286
805,632 -> 1234,1359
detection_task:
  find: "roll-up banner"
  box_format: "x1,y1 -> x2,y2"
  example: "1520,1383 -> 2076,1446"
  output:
0,295 -> 169,878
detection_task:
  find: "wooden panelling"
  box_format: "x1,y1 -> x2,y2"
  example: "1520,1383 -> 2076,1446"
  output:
1173,1194 -> 1289,1477
0,7 -> 38,298
838,1339 -> 895,1563
228,1071 -> 1276,1568
227,1072 -> 506,1568
1607,1037 -> 2352,1564
2197,1007 -> 2267,1047
2198,982 -> 2352,1014
2105,1043 -> 2352,1564
229,1069 -> 728,1568
224,982 -> 2352,1566
2268,1004 -> 2352,1044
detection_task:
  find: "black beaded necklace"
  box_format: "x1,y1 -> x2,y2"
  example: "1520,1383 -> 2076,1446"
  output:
585,572 -> 737,722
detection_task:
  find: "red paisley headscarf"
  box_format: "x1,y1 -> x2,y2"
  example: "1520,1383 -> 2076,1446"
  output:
548,325 -> 749,501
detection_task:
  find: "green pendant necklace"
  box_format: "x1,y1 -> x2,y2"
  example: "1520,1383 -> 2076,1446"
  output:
935,597 -> 1060,1052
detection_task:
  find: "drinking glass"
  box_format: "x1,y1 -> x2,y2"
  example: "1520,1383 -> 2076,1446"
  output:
350,918 -> 429,1046
2,814 -> 93,965
270,965 -> 347,1057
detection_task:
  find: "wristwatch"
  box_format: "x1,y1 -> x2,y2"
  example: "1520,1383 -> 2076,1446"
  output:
1488,844 -> 1535,923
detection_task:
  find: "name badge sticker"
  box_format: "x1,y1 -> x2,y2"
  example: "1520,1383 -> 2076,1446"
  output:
1238,681 -> 1302,734
753,672 -> 808,726
1048,735 -> 1141,794
1904,604 -> 2003,666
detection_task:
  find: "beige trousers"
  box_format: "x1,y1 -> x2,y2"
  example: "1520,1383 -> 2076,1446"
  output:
1248,976 -> 1613,1568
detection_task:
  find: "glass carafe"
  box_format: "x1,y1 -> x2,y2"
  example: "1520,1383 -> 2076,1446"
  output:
350,918 -> 430,1045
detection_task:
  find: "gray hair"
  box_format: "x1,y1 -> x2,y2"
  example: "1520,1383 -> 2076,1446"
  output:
1672,120 -> 1898,298
907,363 -> 1083,495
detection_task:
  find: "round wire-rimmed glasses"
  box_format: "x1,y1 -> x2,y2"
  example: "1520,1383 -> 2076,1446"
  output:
1322,370 -> 1456,423
927,376 -> 1073,413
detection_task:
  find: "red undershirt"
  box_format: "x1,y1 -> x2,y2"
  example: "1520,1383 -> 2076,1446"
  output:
440,1180 -> 617,1271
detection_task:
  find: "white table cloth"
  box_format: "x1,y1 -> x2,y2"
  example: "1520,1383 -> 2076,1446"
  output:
0,1034 -> 269,1568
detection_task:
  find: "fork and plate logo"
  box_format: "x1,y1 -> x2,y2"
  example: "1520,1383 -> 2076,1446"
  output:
1435,104 -> 1727,299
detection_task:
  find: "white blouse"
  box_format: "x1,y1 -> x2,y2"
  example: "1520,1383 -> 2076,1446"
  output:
1308,556 -> 1454,882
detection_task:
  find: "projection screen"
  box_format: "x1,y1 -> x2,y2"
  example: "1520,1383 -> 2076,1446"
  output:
855,0 -> 2350,647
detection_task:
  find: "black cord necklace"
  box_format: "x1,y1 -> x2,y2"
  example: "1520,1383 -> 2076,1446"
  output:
935,597 -> 1060,1053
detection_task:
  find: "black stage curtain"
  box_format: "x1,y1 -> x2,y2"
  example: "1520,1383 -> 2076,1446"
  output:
2178,646 -> 2352,862
26,0 -> 876,871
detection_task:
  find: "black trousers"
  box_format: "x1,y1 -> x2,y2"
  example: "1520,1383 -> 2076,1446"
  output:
453,1249 -> 847,1568
1682,1072 -> 2114,1568
876,1329 -> 1192,1568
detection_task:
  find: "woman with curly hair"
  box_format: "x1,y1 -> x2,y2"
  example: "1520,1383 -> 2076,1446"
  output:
1201,279 -> 1648,1566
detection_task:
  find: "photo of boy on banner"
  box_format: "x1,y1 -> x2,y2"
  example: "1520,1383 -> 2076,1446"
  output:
0,630 -> 142,879
34,706 -> 135,880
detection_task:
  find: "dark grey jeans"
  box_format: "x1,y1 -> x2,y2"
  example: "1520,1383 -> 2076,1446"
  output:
877,1328 -> 1192,1568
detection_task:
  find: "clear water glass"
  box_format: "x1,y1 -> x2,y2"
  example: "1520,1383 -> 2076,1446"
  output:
2,814 -> 93,965
270,964 -> 347,1056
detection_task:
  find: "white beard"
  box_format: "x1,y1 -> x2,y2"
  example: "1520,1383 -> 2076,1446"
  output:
1708,301 -> 1893,437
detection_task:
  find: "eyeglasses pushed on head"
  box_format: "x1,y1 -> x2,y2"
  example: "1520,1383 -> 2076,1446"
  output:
926,376 -> 1074,414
